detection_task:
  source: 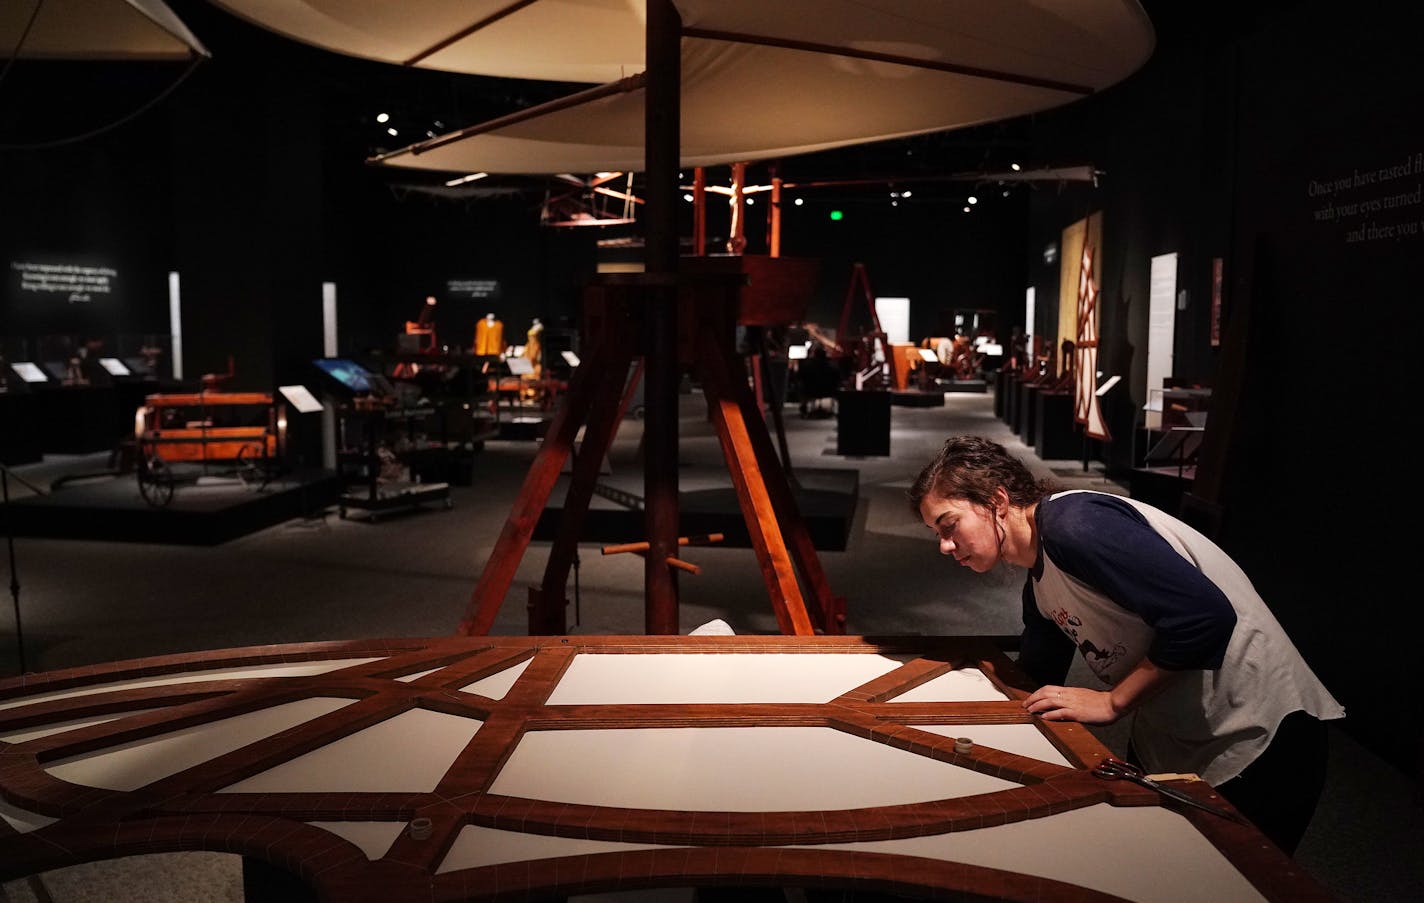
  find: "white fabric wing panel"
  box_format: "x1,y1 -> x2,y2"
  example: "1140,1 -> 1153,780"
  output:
204,0 -> 1155,173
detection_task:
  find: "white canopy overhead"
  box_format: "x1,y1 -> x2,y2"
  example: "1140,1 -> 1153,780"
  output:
206,0 -> 1153,175
0,0 -> 210,61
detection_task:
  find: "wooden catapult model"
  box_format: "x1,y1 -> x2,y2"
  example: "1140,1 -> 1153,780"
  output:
456,258 -> 845,638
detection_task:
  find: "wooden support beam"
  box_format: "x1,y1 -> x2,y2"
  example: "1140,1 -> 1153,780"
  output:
642,0 -> 682,635
697,330 -> 814,636
602,533 -> 724,556
528,335 -> 636,634
457,339 -> 613,635
665,557 -> 701,576
732,378 -> 847,634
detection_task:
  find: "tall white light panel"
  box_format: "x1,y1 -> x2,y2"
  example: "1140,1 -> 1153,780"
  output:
321,282 -> 339,469
1024,286 -> 1036,357
1146,253 -> 1178,430
167,271 -> 183,380
874,297 -> 911,345
322,282 -> 338,357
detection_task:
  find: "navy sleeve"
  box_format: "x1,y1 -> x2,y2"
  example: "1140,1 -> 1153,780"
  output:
1038,494 -> 1236,670
1018,580 -> 1075,686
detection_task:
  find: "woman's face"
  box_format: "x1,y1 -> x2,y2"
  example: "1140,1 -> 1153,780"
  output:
918,492 -> 1001,572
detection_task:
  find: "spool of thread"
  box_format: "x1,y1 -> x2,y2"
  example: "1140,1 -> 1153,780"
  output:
409,817 -> 433,840
954,737 -> 974,754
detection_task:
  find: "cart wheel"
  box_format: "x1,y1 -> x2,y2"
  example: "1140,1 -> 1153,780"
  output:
137,456 -> 176,508
236,445 -> 272,490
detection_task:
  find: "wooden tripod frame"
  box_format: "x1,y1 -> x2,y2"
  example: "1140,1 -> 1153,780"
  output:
457,274 -> 846,637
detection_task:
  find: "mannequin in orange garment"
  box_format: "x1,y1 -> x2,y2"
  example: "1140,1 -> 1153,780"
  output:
474,312 -> 504,357
524,317 -> 543,379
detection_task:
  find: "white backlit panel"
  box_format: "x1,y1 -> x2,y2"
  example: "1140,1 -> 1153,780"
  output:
460,658 -> 532,699
545,654 -> 904,705
309,821 -> 406,861
0,658 -> 383,712
45,698 -> 354,791
437,824 -> 667,875
491,727 -> 1019,810
794,804 -> 1265,903
221,708 -> 482,794
888,668 -> 1007,702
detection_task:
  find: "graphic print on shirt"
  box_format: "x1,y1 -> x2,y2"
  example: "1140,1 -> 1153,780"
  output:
1048,607 -> 1126,678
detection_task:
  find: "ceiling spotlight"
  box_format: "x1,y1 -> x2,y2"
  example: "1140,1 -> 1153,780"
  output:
386,127 -> 398,137
376,112 -> 389,123
967,196 -> 978,205
890,191 -> 899,198
891,200 -> 899,207
746,197 -> 754,205
1010,162 -> 1021,171
901,190 -> 912,198
683,193 -> 694,202
1002,190 -> 1010,197
794,198 -> 804,206
963,206 -> 971,213
433,120 -> 444,129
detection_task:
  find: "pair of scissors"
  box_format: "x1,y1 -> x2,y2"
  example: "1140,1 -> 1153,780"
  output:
1091,757 -> 1246,823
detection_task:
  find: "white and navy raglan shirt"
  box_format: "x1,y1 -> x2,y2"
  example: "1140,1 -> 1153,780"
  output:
1019,490 -> 1345,786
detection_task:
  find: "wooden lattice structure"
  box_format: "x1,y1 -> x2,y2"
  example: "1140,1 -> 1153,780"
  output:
0,636 -> 1327,901
1073,243 -> 1110,440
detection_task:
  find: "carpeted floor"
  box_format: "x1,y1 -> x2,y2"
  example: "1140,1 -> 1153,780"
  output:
2,389 -> 1420,902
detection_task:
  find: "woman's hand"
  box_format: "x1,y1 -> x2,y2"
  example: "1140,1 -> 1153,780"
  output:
1023,685 -> 1123,725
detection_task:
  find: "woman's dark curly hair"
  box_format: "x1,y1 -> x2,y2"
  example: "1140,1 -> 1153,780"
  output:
906,436 -> 1059,514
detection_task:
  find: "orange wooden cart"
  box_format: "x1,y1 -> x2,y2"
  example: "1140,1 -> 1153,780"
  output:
133,390 -> 284,506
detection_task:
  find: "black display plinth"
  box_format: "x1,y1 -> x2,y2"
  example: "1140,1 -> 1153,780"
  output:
1013,378 -> 1036,435
943,379 -> 987,394
0,467 -> 342,545
1128,466 -> 1194,516
532,466 -> 859,551
1019,384 -> 1042,447
1035,390 -> 1081,459
891,389 -> 944,407
0,392 -> 43,465
1002,373 -> 1021,426
35,385 -> 122,454
836,390 -> 891,456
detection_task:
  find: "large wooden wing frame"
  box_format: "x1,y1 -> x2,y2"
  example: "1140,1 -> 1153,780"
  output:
0,636 -> 1326,902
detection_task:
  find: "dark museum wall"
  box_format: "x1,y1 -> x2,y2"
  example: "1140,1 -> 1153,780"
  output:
1,0 -> 1417,777
0,74 -> 177,358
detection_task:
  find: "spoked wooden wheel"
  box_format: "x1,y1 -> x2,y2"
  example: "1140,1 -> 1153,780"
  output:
235,445 -> 272,490
137,455 -> 176,507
